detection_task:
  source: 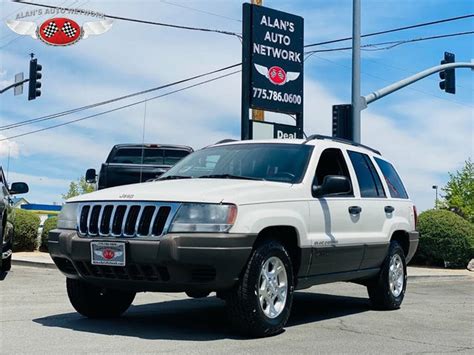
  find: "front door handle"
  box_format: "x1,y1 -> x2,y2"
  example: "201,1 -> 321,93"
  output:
348,206 -> 362,215
385,206 -> 395,213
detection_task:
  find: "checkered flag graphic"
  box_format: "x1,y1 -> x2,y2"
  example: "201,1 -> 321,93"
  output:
62,22 -> 77,38
43,21 -> 59,38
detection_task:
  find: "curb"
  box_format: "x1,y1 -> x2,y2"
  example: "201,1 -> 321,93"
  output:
408,275 -> 471,282
12,259 -> 57,270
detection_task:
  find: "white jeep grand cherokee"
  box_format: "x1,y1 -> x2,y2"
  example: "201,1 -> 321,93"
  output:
49,135 -> 418,337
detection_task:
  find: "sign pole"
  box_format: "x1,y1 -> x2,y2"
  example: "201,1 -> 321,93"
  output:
251,0 -> 265,123
241,4 -> 252,140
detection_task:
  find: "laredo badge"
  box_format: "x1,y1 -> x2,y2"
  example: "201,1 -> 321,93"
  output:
6,18 -> 113,46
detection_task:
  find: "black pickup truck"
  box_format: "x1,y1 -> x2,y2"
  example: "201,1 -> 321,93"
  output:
85,144 -> 193,190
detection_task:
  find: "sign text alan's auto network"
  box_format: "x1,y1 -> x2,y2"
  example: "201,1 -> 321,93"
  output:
243,4 -> 304,115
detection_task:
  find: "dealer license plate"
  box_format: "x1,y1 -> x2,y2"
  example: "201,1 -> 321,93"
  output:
91,241 -> 126,266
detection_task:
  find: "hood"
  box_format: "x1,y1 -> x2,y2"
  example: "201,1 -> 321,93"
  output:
68,178 -> 300,205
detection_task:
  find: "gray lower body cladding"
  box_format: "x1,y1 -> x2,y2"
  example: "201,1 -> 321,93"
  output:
48,229 -> 257,292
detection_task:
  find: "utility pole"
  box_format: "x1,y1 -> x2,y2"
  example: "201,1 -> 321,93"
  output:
432,185 -> 439,208
251,0 -> 265,122
351,0 -> 361,143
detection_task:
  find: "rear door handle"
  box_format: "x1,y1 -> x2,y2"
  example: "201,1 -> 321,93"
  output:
385,206 -> 395,213
348,206 -> 362,215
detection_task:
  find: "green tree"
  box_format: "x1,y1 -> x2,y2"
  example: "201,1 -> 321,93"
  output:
440,159 -> 474,223
62,177 -> 95,200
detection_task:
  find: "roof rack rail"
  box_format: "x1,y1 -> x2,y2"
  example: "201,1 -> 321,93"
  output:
303,134 -> 381,155
214,139 -> 238,145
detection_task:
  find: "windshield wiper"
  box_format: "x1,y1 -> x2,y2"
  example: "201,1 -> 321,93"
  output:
158,175 -> 193,180
198,174 -> 264,181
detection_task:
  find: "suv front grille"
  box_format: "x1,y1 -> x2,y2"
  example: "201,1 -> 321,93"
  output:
77,202 -> 180,238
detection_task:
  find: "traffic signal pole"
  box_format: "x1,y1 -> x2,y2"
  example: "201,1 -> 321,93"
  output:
351,0 -> 361,143
362,62 -> 474,106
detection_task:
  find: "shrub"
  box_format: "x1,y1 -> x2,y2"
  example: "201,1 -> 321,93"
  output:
416,209 -> 474,268
40,216 -> 58,252
13,209 -> 40,252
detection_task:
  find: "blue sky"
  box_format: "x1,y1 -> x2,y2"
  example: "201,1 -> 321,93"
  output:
0,0 -> 473,211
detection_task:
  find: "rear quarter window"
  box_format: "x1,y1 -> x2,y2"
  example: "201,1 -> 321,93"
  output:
374,158 -> 409,199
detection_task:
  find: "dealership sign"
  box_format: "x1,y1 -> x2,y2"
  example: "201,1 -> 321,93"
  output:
241,4 -> 304,140
243,4 -> 304,114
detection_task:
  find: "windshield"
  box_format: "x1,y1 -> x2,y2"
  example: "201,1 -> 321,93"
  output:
159,143 -> 313,183
109,148 -> 190,165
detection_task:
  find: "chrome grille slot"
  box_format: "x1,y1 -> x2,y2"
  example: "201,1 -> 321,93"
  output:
88,205 -> 101,235
152,206 -> 171,236
112,206 -> 127,235
138,206 -> 156,236
79,206 -> 90,234
99,205 -> 114,235
77,202 -> 180,238
124,205 -> 141,236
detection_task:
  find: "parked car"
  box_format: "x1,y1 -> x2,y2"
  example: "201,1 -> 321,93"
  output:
49,136 -> 418,337
0,167 -> 29,272
86,144 -> 193,190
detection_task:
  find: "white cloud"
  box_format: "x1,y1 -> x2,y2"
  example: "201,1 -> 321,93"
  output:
0,134 -> 20,158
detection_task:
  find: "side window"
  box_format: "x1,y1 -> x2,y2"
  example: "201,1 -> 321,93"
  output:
374,158 -> 409,199
348,151 -> 386,198
313,148 -> 352,196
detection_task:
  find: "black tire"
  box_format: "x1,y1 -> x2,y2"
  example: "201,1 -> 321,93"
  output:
185,290 -> 210,298
226,240 -> 294,337
367,241 -> 407,310
66,278 -> 135,318
1,242 -> 12,272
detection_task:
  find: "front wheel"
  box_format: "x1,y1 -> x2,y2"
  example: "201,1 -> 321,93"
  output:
66,278 -> 135,318
226,240 -> 294,337
367,241 -> 407,310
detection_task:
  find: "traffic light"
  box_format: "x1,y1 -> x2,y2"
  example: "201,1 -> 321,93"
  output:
332,104 -> 353,140
28,58 -> 42,100
439,52 -> 455,94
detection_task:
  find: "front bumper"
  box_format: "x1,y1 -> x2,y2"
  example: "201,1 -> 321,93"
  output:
48,230 -> 256,292
406,231 -> 419,264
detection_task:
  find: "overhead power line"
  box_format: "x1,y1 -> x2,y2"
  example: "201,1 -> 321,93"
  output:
1,63 -> 242,131
304,13 -> 474,48
304,30 -> 474,57
1,70 -> 241,142
159,0 -> 242,23
12,0 -> 242,38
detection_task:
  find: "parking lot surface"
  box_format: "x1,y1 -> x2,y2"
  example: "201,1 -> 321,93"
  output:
0,265 -> 472,354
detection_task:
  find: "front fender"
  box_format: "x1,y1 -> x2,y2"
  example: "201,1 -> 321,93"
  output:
231,201 -> 309,246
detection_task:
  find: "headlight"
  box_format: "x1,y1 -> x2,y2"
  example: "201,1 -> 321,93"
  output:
57,203 -> 78,230
170,203 -> 237,233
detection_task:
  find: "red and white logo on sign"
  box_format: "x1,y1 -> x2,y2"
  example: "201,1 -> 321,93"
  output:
254,64 -> 300,86
102,249 -> 115,260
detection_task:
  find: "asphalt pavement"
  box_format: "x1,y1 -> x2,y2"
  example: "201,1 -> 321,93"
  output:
0,265 -> 472,354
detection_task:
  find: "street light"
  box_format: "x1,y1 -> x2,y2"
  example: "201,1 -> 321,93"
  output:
432,185 -> 438,208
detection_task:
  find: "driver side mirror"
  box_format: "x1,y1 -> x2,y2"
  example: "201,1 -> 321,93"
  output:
85,168 -> 97,184
313,175 -> 351,198
9,182 -> 29,195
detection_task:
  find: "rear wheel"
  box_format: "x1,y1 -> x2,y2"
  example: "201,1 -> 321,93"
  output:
226,240 -> 294,337
367,241 -> 407,310
66,278 -> 135,318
